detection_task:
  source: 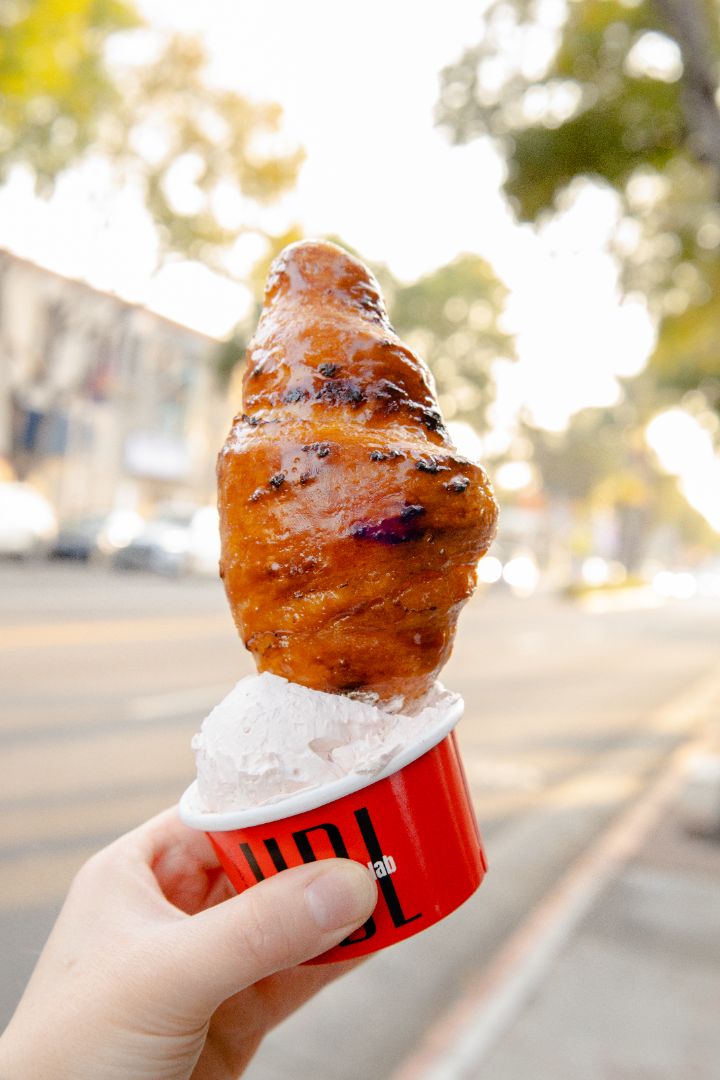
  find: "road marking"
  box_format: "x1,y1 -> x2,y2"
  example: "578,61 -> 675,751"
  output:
0,777 -> 182,813
391,716 -> 717,1079
0,845 -> 107,912
464,758 -> 545,792
0,788 -> 177,863
0,726 -> 195,803
128,683 -> 234,722
578,587 -> 664,614
0,614 -> 231,650
0,679 -> 248,744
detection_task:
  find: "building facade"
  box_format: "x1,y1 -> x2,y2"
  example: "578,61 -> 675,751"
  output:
0,250 -> 232,519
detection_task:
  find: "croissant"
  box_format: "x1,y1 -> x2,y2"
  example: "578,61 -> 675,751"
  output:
218,240 -> 498,705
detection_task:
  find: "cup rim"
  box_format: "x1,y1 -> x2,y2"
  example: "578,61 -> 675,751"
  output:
178,696 -> 464,831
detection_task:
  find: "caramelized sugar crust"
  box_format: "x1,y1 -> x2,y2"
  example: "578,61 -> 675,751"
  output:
218,240 -> 498,704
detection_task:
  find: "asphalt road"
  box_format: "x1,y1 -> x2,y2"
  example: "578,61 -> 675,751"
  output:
1,562 -> 718,1078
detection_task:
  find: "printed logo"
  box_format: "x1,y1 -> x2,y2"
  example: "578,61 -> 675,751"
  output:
367,854 -> 396,879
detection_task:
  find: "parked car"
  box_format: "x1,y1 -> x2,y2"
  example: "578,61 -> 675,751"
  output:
112,505 -> 220,576
52,510 -> 144,562
0,483 -> 57,558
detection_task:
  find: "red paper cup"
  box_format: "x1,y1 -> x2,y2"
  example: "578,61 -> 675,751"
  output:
179,702 -> 486,963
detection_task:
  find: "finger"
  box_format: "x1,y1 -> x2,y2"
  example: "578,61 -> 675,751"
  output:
125,806 -> 219,872
142,812 -> 231,914
99,807 -> 231,915
156,859 -> 378,1015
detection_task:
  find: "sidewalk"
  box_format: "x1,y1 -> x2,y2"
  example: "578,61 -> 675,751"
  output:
473,799 -> 720,1080
389,682 -> 720,1080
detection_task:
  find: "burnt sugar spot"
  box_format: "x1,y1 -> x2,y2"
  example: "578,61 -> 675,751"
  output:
302,442 -> 331,458
370,379 -> 408,418
370,449 -> 404,462
350,504 -> 426,545
416,457 -> 450,474
318,362 -> 340,377
444,476 -> 470,493
418,406 -> 445,434
373,379 -> 406,402
283,388 -> 308,403
269,472 -> 286,489
315,379 -> 366,406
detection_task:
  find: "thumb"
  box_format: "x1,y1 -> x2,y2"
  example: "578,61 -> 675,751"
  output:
159,859 -> 377,1014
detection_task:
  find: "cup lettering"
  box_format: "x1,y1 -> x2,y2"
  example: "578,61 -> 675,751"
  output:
236,807 -> 422,941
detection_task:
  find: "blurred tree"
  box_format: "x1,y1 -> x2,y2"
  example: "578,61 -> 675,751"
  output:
0,1 -> 302,264
384,255 -> 513,433
0,0 -> 139,185
527,397 -> 654,569
437,0 -> 720,409
213,225 -> 304,390
214,325 -> 250,391
244,224 -> 305,301
104,39 -> 302,264
526,365 -> 720,567
650,260 -> 720,409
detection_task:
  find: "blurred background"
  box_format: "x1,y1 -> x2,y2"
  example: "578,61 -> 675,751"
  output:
1,1 -> 719,1077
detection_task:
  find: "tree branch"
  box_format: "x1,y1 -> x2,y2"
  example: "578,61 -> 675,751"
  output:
652,0 -> 720,192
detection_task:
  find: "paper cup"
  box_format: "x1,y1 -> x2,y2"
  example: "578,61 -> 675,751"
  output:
179,702 -> 487,963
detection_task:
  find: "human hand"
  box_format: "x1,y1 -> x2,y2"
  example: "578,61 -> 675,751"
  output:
0,807 -> 378,1080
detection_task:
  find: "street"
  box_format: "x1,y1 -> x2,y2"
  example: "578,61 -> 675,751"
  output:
1,562 -> 719,1078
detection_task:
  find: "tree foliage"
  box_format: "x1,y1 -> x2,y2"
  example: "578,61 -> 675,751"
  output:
527,378 -> 718,563
384,254 -> 513,432
104,38 -> 302,263
0,0 -> 302,264
438,0 -> 720,410
213,225 -> 305,389
0,0 -> 138,184
438,0 -> 719,218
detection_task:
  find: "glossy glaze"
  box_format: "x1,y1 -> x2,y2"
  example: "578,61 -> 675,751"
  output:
218,240 -> 498,704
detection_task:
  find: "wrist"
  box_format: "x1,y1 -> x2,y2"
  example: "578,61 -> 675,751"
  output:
0,1022 -> 56,1080
0,1029 -> 25,1080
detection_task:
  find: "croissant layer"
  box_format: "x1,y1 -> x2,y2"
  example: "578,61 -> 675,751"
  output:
218,241 -> 498,704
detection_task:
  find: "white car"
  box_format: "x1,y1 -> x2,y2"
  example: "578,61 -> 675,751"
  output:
113,505 -> 220,576
0,483 -> 58,557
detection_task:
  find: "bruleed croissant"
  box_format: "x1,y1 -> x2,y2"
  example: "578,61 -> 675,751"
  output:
218,240 -> 498,705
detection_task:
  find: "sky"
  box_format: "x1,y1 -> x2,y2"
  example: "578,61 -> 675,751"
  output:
0,0 -> 657,437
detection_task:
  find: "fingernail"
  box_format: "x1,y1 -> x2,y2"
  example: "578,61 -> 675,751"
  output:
305,862 -> 377,931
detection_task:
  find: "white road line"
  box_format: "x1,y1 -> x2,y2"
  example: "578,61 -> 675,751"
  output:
391,669 -> 720,1080
128,683 -> 234,722
0,614 -> 230,650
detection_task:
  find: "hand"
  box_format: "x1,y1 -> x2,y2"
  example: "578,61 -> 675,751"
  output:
0,807 -> 378,1080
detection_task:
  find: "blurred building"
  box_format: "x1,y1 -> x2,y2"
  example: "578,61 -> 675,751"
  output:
0,249 -> 230,518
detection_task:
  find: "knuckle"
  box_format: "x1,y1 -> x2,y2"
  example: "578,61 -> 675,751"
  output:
70,835 -> 133,894
71,847 -> 110,890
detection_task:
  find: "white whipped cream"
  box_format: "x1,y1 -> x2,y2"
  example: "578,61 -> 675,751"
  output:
191,672 -> 460,812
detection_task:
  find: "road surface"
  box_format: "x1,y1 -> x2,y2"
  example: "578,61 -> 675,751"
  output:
1,561 -> 718,1077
